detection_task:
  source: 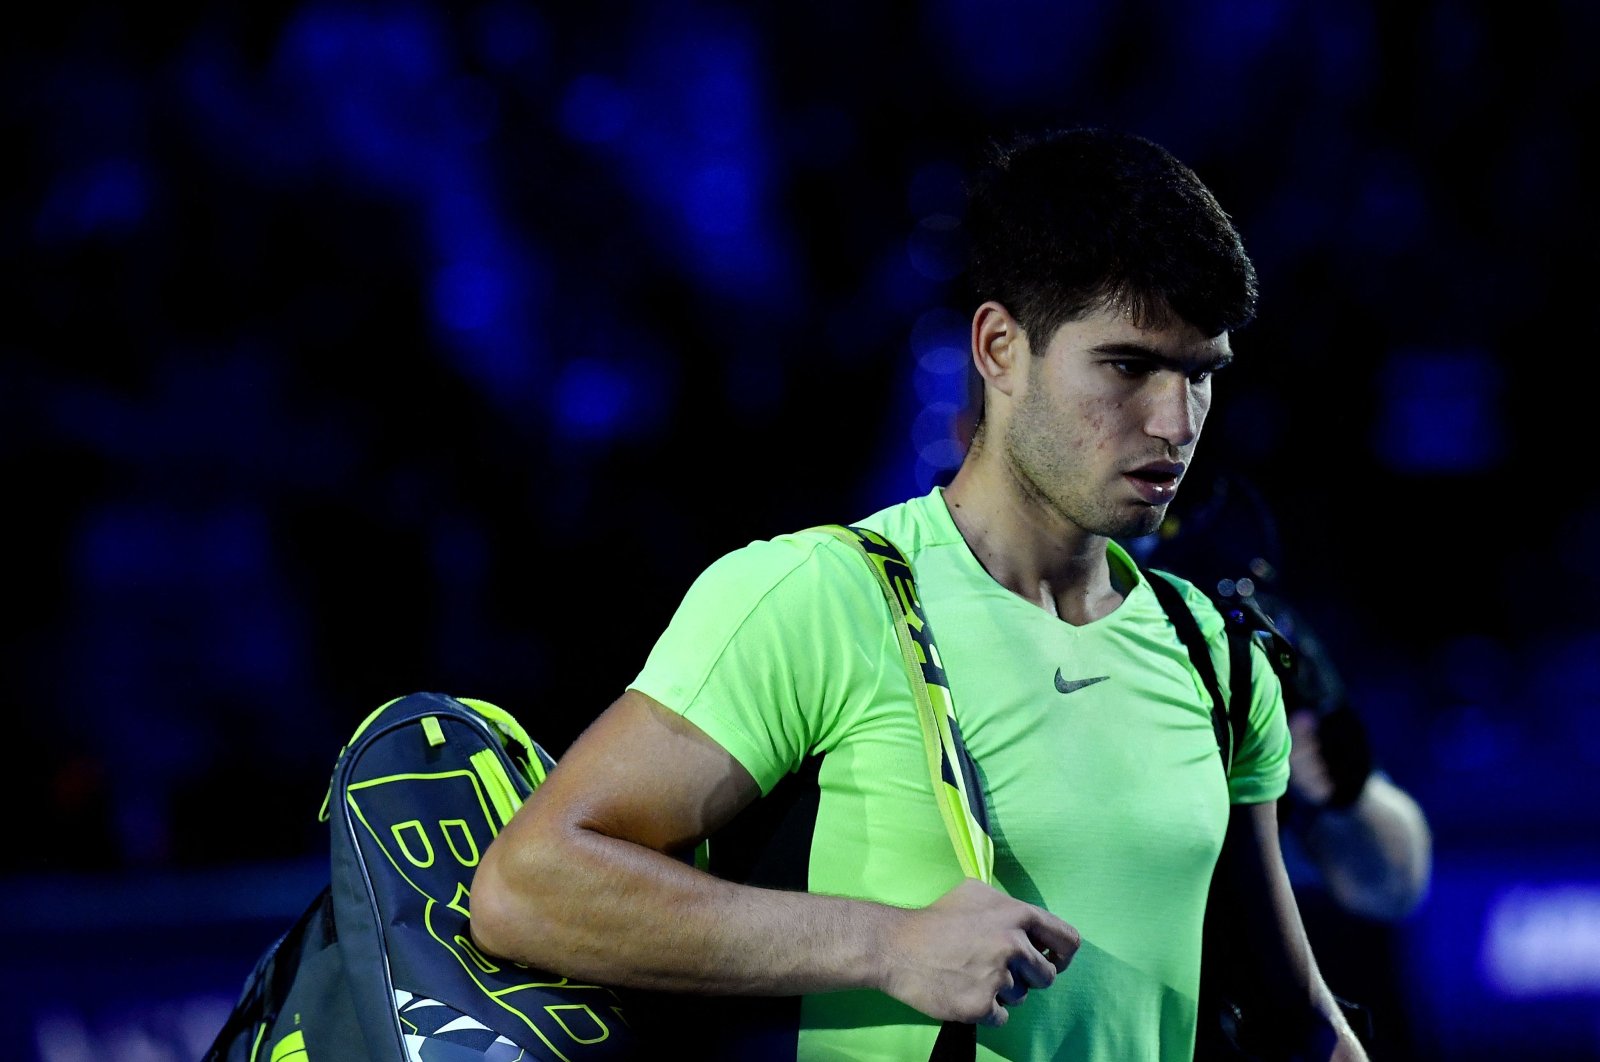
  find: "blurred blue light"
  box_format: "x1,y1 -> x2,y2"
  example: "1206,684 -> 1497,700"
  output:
284,3 -> 441,86
34,158 -> 151,243
908,306 -> 973,488
1373,348 -> 1503,473
555,358 -> 633,440
1429,705 -> 1516,772
686,163 -> 756,236
915,358 -> 967,407
1411,852 -> 1600,1057
79,505 -> 173,590
567,16 -> 794,305
685,63 -> 758,145
432,259 -> 508,334
907,214 -> 964,281
926,0 -> 1108,105
471,0 -> 548,74
912,402 -> 963,465
1437,634 -> 1515,704
1179,0 -> 1286,57
429,252 -> 543,408
274,3 -> 453,188
1483,884 -> 1600,996
559,74 -> 634,144
910,307 -> 967,360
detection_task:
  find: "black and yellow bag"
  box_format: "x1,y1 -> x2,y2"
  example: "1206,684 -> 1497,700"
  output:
204,691 -> 642,1062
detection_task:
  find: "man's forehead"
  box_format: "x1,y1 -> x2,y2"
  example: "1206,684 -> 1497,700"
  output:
1048,309 -> 1233,360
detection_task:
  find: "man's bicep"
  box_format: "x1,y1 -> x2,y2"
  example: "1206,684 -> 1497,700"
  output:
1222,801 -> 1293,904
514,689 -> 761,855
1218,800 -> 1317,977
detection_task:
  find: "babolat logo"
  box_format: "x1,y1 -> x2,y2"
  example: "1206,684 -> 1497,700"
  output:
1054,669 -> 1109,695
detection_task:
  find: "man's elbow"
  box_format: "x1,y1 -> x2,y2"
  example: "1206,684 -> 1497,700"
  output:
467,845 -> 526,961
468,821 -> 577,965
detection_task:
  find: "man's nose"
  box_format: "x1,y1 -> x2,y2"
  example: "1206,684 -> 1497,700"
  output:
1148,376 -> 1201,449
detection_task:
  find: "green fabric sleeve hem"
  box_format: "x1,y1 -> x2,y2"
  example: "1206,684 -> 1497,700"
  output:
625,682 -> 787,796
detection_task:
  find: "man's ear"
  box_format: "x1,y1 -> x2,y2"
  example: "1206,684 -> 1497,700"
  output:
971,300 -> 1027,397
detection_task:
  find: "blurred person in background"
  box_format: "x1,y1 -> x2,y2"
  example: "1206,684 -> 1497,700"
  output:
1130,465 -> 1433,1058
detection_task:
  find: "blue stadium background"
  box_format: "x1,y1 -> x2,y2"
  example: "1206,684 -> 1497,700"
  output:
5,1 -> 1599,1059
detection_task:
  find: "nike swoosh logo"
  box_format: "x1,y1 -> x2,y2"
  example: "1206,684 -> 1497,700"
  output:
1054,670 -> 1110,695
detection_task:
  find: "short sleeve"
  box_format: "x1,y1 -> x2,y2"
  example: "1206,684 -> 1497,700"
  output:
1226,634 -> 1292,805
627,534 -> 893,796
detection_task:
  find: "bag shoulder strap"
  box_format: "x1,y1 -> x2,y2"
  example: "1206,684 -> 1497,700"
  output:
1152,569 -> 1235,777
807,523 -> 993,884
1142,567 -> 1255,775
807,523 -> 992,1062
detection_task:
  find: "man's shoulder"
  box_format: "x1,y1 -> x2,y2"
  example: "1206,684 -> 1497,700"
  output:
691,514 -> 900,602
677,490 -> 954,619
848,489 -> 961,559
1137,562 -> 1229,644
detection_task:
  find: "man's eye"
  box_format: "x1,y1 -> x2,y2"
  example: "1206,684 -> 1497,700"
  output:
1109,360 -> 1223,383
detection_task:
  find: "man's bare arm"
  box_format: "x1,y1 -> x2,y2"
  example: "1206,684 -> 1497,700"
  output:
1217,800 -> 1370,1061
468,690 -> 1079,1026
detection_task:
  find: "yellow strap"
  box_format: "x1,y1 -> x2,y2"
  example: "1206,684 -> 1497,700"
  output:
469,747 -> 523,828
809,525 -> 994,884
458,697 -> 544,783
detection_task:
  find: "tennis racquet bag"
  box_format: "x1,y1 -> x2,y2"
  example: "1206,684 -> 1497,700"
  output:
204,691 -> 642,1062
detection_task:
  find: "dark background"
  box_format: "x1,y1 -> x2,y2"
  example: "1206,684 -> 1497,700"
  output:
5,1 -> 1599,1059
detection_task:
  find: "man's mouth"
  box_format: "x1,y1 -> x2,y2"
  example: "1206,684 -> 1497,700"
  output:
1124,462 -> 1184,503
1126,461 -> 1184,485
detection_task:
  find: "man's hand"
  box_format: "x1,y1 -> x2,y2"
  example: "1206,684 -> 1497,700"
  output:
877,878 -> 1080,1026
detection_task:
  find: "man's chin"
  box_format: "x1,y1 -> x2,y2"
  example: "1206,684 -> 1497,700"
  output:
1105,507 -> 1167,541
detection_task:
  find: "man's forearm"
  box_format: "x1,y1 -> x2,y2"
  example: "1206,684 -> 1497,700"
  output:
470,818 -> 894,997
1223,802 -> 1371,1061
466,692 -> 1080,1026
470,815 -> 1079,1027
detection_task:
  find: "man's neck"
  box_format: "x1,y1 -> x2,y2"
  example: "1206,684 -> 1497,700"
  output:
940,460 -> 1129,626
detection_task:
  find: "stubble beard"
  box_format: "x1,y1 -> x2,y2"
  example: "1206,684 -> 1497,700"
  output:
1004,391 -> 1169,541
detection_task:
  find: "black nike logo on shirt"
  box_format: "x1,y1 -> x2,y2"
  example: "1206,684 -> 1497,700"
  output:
1054,670 -> 1110,695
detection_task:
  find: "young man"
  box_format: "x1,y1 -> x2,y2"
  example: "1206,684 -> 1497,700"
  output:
470,126 -> 1369,1061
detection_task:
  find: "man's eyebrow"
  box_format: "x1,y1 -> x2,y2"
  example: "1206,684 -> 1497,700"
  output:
1090,341 -> 1233,372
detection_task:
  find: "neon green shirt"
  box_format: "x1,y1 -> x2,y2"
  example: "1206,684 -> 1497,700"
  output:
630,488 -> 1290,1061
